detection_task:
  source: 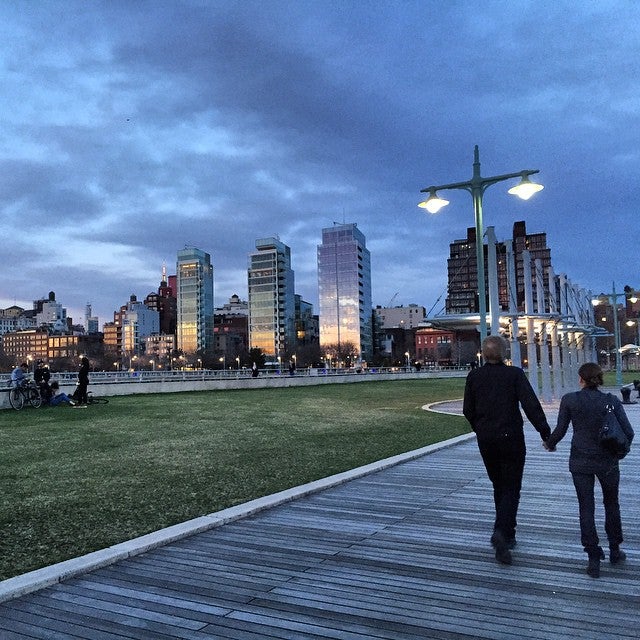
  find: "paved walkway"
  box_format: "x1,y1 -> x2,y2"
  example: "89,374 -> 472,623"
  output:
1,392 -> 639,639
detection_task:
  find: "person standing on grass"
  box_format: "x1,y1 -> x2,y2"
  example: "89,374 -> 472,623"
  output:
544,362 -> 634,578
74,356 -> 90,406
463,335 -> 552,565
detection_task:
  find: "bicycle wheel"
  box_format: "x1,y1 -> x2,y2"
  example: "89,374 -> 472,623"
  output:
9,389 -> 24,410
88,396 -> 109,404
27,387 -> 42,408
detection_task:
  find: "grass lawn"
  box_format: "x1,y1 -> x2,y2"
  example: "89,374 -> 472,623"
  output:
0,378 -> 468,581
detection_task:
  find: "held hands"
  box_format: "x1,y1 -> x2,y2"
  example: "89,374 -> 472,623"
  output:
542,440 -> 556,452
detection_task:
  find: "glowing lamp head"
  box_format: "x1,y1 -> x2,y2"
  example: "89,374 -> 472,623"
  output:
508,173 -> 544,200
418,189 -> 449,214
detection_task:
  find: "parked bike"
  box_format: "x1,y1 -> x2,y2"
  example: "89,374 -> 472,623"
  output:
86,392 -> 109,405
9,380 -> 42,410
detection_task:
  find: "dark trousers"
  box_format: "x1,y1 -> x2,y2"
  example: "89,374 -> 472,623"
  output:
478,438 -> 526,541
571,467 -> 622,554
38,382 -> 52,402
76,381 -> 88,404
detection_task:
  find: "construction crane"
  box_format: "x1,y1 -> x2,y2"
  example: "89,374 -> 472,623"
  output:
387,292 -> 399,308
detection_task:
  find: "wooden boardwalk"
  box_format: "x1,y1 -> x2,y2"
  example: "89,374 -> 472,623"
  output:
1,402 -> 638,639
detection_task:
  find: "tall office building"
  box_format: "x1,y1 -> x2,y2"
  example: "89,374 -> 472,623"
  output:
103,294 -> 160,359
176,247 -> 214,354
84,303 -> 99,334
248,237 -> 296,358
121,295 -> 160,354
144,264 -> 177,336
446,220 -> 552,314
317,223 -> 372,361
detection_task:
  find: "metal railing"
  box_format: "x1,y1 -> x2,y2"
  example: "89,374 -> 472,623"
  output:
1,365 -> 471,387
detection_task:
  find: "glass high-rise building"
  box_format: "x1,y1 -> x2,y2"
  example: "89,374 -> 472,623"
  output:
317,223 -> 372,361
176,247 -> 214,354
248,237 -> 296,359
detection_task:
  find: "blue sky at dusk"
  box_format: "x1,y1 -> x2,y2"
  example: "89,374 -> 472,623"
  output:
1,0 -> 638,325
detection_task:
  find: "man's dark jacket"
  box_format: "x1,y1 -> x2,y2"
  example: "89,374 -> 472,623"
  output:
463,362 -> 551,442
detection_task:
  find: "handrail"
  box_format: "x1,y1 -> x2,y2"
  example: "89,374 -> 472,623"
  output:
1,365 -> 470,386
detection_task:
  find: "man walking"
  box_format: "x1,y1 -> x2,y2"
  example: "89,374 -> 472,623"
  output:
463,335 -> 551,565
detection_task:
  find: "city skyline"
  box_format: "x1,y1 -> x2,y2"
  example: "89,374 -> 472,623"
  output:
1,2 -> 638,324
2,215 -> 636,332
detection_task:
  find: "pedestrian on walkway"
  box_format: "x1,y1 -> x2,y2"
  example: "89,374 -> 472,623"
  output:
463,335 -> 551,565
544,362 -> 634,578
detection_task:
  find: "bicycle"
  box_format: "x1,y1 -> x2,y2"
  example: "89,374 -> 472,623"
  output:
86,392 -> 109,405
9,380 -> 42,410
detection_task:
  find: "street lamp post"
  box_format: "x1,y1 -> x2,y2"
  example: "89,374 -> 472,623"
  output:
626,319 -> 640,370
593,283 -> 626,387
419,146 -> 543,343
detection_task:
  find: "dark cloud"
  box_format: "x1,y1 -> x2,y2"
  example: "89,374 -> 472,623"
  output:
1,0 -> 638,324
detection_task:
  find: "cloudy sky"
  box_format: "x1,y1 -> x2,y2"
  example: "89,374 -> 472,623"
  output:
1,0 -> 638,326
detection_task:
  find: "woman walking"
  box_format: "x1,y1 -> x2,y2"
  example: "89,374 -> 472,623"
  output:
545,362 -> 634,577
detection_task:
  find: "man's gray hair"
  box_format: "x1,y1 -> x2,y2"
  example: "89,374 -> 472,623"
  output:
481,335 -> 506,364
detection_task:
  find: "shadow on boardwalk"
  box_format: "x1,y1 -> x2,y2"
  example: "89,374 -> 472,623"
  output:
1,397 -> 639,639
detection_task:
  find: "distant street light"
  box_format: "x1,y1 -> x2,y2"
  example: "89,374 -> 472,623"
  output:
419,146 -> 543,342
592,283 -> 634,387
626,318 -> 640,345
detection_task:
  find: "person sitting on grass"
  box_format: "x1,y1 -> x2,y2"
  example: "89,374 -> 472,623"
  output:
49,381 -> 76,407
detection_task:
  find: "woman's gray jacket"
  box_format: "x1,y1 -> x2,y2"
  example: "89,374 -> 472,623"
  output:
547,388 -> 634,473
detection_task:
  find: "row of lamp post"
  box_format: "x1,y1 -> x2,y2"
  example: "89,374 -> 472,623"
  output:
592,287 -> 639,386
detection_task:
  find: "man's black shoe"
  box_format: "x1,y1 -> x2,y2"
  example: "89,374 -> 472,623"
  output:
491,533 -> 516,550
492,531 -> 513,565
610,547 -> 626,564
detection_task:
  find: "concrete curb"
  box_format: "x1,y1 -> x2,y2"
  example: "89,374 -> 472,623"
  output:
0,428 -> 476,604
